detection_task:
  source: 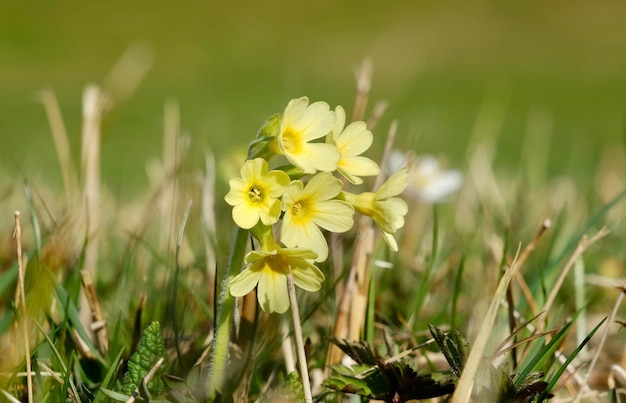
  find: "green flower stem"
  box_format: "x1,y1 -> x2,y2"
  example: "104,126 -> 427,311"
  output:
208,226 -> 248,399
287,272 -> 313,403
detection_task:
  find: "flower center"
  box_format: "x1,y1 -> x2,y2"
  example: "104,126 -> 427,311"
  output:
281,127 -> 302,154
248,186 -> 263,202
291,202 -> 302,216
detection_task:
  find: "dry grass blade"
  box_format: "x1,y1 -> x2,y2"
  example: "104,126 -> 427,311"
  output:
79,84 -> 107,337
365,100 -> 388,132
538,226 -> 611,334
352,57 -> 373,121
80,270 -> 109,355
39,88 -> 78,206
512,218 -> 552,317
287,273 -> 312,403
348,226 -> 375,343
13,211 -> 33,402
573,284 -> 626,402
452,245 -> 521,403
0,389 -> 21,403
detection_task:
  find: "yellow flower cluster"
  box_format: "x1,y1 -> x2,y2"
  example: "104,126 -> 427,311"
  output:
224,97 -> 408,313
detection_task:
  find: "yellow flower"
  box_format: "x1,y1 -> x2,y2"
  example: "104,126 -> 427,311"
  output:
328,105 -> 380,184
281,172 -> 354,262
224,158 -> 290,229
277,97 -> 340,174
345,168 -> 408,251
229,247 -> 325,314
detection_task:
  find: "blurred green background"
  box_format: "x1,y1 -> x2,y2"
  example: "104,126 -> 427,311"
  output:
1,0 -> 625,197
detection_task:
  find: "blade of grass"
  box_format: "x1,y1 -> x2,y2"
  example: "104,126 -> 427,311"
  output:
93,347 -> 126,403
408,204 -> 439,327
450,255 -> 465,330
539,317 -> 607,402
51,275 -> 105,363
365,270 -> 376,345
514,312 -> 579,388
452,245 -> 522,403
62,352 -> 80,402
574,284 -> 626,402
548,187 -> 626,268
34,321 -> 81,400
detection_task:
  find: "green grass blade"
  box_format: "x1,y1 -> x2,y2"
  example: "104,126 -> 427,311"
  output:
513,314 -> 578,388
537,316 -> 607,402
365,273 -> 376,345
408,205 -> 439,325
450,255 -> 465,330
22,179 -> 43,254
549,187 -> 626,268
62,352 -> 81,403
0,264 -> 18,298
93,347 -> 125,403
34,321 -> 81,400
51,275 -> 105,364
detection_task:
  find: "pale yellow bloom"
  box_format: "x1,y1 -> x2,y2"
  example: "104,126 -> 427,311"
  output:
230,247 -> 324,314
277,97 -> 340,174
328,105 -> 380,184
224,158 -> 290,229
281,172 -> 354,262
345,168 -> 408,251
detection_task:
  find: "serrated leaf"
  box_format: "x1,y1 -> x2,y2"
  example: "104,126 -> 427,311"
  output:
428,324 -> 468,377
323,371 -> 377,398
379,362 -> 456,401
282,371 -> 305,402
324,355 -> 455,401
328,363 -> 372,377
327,337 -> 379,366
122,321 -> 169,396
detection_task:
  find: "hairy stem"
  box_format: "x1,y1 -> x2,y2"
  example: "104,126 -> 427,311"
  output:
207,227 -> 248,398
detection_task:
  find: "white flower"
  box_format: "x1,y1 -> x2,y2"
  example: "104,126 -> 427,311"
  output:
388,151 -> 462,203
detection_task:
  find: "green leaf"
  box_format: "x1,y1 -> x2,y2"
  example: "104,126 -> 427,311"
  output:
99,388 -> 131,402
122,321 -> 169,397
327,337 -> 379,366
324,339 -> 455,402
281,371 -> 305,402
428,324 -> 468,377
93,347 -> 125,403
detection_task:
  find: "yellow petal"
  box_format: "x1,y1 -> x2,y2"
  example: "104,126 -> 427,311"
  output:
257,270 -> 290,313
304,172 -> 343,201
241,158 -> 267,181
332,105 -> 346,141
259,199 -> 282,226
285,142 -> 340,174
381,232 -> 399,252
230,268 -> 262,297
292,263 -> 325,292
337,121 -> 373,156
338,156 -> 380,184
312,201 -> 354,233
281,218 -> 328,262
282,97 -> 309,128
232,203 -> 260,229
377,168 -> 408,200
224,178 -> 246,205
297,101 -> 334,141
